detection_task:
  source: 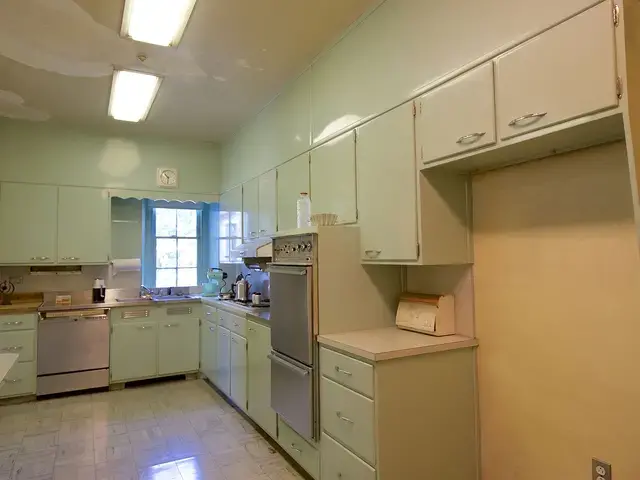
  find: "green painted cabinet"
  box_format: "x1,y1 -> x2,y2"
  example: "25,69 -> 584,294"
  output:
158,315 -> 199,375
247,320 -> 276,437
230,331 -> 247,412
0,183 -> 57,264
58,186 -> 110,264
216,326 -> 231,395
110,321 -> 158,382
242,177 -> 259,240
258,170 -> 277,235
200,319 -> 217,383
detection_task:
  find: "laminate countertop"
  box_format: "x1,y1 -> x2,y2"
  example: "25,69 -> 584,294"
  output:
317,327 -> 478,362
0,302 -> 42,315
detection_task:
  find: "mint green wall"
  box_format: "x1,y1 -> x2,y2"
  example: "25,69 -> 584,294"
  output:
0,119 -> 221,195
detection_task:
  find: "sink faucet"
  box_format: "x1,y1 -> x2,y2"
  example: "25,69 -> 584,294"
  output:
140,285 -> 153,299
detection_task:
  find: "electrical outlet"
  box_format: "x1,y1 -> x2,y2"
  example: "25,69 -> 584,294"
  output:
8,276 -> 22,285
593,458 -> 611,480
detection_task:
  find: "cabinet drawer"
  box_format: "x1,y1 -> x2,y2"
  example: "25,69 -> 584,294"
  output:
321,377 -> 375,466
203,305 -> 218,323
0,331 -> 35,362
0,361 -> 36,398
278,418 -> 319,479
320,348 -> 373,398
218,310 -> 246,337
321,433 -> 376,480
0,314 -> 36,331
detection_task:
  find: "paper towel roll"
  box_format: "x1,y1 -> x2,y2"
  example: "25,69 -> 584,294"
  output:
111,258 -> 141,275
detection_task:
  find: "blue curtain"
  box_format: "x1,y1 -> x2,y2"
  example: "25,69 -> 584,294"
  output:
141,200 -> 219,288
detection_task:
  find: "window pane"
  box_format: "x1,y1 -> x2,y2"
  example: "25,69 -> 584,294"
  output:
177,209 -> 197,237
177,268 -> 198,287
178,239 -> 197,267
156,208 -> 177,237
156,269 -> 176,288
230,212 -> 242,238
218,211 -> 230,237
156,238 -> 177,268
219,239 -> 230,263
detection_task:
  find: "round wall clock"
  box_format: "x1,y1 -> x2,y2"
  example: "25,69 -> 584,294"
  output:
157,167 -> 178,188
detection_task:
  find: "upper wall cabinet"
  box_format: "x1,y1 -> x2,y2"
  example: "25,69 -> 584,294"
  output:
258,170 -> 277,235
495,1 -> 618,141
57,187 -> 110,264
273,69 -> 311,162
357,104 -> 418,262
220,185 -> 243,240
0,183 -> 57,264
417,63 -> 496,165
277,154 -> 310,231
242,177 -> 259,240
310,131 -> 357,224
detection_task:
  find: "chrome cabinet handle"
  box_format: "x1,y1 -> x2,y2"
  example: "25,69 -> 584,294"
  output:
248,327 -> 255,332
209,326 -> 215,332
231,338 -> 238,344
364,250 -> 381,257
456,132 -> 486,144
1,346 -> 23,352
334,366 -> 352,376
267,354 -> 310,376
137,325 -> 153,330
30,256 -> 49,261
249,231 -> 257,237
233,322 -> 239,327
164,324 -> 179,328
259,229 -> 267,233
61,256 -> 80,261
508,112 -> 547,126
205,311 -> 212,316
4,378 -> 21,383
3,321 -> 22,326
336,411 -> 354,424
290,443 -> 302,453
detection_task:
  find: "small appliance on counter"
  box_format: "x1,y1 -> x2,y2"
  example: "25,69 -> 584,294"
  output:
203,268 -> 227,297
396,293 -> 456,336
92,278 -> 106,303
251,293 -> 262,305
0,280 -> 15,305
235,274 -> 251,302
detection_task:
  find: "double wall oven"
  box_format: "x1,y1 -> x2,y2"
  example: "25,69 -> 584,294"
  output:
268,233 -> 318,442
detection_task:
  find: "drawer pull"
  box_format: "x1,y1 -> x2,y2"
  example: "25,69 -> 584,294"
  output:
122,310 -> 149,319
268,354 -> 309,376
1,346 -> 23,352
248,327 -> 255,332
336,411 -> 354,424
231,338 -> 238,344
456,132 -> 486,144
61,256 -> 80,261
4,378 -> 21,384
364,250 -> 381,257
30,256 -> 50,261
209,326 -> 215,332
206,312 -> 212,316
137,325 -> 153,330
233,322 -> 239,327
508,112 -> 547,127
290,443 -> 302,453
164,324 -> 179,328
334,366 -> 352,376
2,321 -> 23,326
167,307 -> 192,316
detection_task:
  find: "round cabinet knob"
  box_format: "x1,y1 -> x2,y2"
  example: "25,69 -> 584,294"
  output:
306,242 -> 312,251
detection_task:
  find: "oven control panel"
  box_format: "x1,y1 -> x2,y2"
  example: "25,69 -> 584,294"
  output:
273,234 -> 315,264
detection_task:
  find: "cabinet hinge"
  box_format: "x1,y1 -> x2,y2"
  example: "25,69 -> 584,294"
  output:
199,318 -> 202,326
616,76 -> 623,99
412,102 -> 417,117
420,145 -> 424,161
110,326 -> 113,334
356,209 -> 359,221
613,4 -> 620,26
416,243 -> 420,258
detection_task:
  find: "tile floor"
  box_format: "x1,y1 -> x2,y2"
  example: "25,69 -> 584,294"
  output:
0,379 -> 303,480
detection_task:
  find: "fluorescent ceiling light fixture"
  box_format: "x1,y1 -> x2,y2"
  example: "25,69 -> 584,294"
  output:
121,0 -> 198,47
109,70 -> 161,122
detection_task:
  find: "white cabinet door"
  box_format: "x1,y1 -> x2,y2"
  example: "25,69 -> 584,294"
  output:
356,103 -> 418,262
200,320 -> 217,382
277,153 -> 310,231
417,63 -> 496,164
216,326 -> 231,396
0,183 -> 57,264
230,332 -> 247,412
110,322 -> 157,382
310,131 -> 357,224
58,186 -> 110,264
220,185 -> 243,239
247,321 -> 276,438
242,177 -> 259,240
158,316 -> 199,375
258,170 -> 277,235
495,1 -> 618,140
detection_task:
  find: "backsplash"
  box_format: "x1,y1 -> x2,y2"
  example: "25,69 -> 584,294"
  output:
0,265 -> 141,293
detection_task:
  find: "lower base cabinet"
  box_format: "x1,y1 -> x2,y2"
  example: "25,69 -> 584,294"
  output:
200,319 -> 217,383
0,314 -> 37,399
110,321 -> 157,382
158,317 -> 199,375
321,433 -> 376,480
216,326 -> 231,396
247,320 -> 277,438
278,417 -> 320,479
229,332 -> 247,412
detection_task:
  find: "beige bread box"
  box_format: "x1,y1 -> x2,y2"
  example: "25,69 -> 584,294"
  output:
395,293 -> 455,336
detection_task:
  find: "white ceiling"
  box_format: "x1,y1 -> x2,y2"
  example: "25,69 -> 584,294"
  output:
0,0 -> 377,142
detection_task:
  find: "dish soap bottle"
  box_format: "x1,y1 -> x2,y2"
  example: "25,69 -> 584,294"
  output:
296,192 -> 311,228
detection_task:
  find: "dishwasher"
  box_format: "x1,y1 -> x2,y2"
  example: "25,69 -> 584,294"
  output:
37,308 -> 110,396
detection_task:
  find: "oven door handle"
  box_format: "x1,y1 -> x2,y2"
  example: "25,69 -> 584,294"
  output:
267,266 -> 307,276
267,353 -> 310,376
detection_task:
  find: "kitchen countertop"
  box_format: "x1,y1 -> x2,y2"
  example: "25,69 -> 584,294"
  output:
39,295 -> 202,312
202,297 -> 270,321
317,327 -> 478,362
0,302 -> 42,315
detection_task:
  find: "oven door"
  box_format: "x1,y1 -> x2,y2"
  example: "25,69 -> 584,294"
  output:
269,265 -> 313,366
269,350 -> 315,441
